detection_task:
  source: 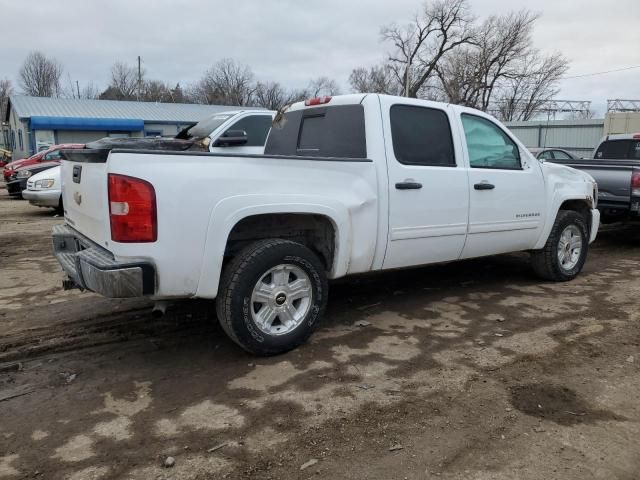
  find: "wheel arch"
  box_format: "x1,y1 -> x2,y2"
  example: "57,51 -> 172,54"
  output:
534,196 -> 593,250
195,197 -> 352,298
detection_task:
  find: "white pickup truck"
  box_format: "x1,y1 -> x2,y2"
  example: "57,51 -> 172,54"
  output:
53,94 -> 600,355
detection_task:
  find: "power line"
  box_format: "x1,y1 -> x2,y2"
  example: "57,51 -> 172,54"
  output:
561,64 -> 640,80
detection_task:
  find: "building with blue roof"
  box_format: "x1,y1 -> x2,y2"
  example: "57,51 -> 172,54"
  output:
3,95 -> 252,159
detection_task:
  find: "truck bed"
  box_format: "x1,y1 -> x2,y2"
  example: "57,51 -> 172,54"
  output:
548,158 -> 640,218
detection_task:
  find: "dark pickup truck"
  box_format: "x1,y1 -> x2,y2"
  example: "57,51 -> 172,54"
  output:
549,133 -> 640,223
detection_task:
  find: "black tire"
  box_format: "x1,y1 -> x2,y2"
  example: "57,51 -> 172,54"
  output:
216,239 -> 328,356
531,210 -> 589,281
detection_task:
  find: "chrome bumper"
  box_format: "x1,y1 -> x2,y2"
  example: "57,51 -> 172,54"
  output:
52,224 -> 155,298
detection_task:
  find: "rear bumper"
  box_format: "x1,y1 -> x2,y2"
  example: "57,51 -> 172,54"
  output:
52,224 -> 155,298
23,189 -> 61,207
589,208 -> 600,244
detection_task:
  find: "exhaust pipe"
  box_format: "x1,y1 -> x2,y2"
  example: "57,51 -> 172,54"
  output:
152,301 -> 169,318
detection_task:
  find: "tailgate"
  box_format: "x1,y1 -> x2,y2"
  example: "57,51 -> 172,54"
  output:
549,159 -> 632,205
61,149 -> 111,246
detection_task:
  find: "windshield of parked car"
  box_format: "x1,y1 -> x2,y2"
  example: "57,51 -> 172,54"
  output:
176,113 -> 235,139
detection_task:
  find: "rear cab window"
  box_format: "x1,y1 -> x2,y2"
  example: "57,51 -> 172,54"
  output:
265,105 -> 367,158
595,140 -> 640,159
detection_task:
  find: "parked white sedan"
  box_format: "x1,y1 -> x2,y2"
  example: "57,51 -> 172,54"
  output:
22,165 -> 62,211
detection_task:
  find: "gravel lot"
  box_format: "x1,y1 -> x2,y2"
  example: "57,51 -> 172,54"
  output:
1,187 -> 639,480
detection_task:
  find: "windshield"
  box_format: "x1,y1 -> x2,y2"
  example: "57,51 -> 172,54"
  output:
176,113 -> 235,139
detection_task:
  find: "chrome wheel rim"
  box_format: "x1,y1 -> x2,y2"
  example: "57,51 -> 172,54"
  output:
557,225 -> 582,271
250,264 -> 313,336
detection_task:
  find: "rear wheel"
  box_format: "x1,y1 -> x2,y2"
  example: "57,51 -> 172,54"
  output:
531,210 -> 588,281
216,239 -> 328,355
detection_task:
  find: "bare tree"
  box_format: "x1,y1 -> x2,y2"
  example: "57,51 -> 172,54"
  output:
305,76 -> 341,97
100,62 -> 141,100
189,59 -> 256,106
254,81 -> 306,110
141,80 -> 173,102
79,81 -> 101,100
382,0 -> 475,98
473,11 -> 538,111
349,64 -> 402,94
433,47 -> 481,105
18,51 -> 63,97
494,52 -> 569,121
0,78 -> 12,121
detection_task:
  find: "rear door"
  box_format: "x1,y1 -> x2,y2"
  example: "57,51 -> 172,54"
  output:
381,97 -> 469,269
457,110 -> 545,259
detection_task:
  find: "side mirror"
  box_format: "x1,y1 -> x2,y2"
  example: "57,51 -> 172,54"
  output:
214,130 -> 248,147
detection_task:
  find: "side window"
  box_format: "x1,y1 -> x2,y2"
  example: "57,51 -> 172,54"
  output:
224,115 -> 273,147
552,150 -> 572,160
537,150 -> 554,160
44,150 -> 61,161
390,105 -> 455,166
595,140 -> 632,159
461,114 -> 521,169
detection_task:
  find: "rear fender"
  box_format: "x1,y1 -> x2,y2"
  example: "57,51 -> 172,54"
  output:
195,195 -> 352,298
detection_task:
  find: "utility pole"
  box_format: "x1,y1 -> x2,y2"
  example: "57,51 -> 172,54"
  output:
76,80 -> 80,99
137,56 -> 142,100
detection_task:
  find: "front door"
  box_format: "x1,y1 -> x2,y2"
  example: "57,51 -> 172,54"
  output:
382,98 -> 469,270
458,111 -> 545,259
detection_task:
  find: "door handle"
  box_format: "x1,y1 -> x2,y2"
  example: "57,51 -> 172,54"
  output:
474,182 -> 495,190
395,182 -> 422,190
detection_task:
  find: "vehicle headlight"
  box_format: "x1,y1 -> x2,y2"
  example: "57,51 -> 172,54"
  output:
35,179 -> 55,189
16,170 -> 32,179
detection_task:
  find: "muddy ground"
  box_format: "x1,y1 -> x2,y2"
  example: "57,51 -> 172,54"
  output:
0,188 -> 639,480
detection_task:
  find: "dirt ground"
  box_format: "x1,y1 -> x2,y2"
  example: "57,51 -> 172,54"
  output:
0,187 -> 639,480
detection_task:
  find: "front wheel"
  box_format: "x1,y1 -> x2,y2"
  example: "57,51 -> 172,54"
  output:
216,239 -> 328,355
531,210 -> 589,281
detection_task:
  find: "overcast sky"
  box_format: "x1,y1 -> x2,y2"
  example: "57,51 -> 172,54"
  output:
1,0 -> 638,115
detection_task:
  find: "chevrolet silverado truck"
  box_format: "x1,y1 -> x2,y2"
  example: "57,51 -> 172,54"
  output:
53,94 -> 599,355
547,133 -> 640,223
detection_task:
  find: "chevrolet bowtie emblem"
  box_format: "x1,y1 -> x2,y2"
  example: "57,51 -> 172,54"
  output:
74,191 -> 82,206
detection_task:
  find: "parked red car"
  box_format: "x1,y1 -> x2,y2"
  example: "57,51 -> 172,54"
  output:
3,144 -> 84,181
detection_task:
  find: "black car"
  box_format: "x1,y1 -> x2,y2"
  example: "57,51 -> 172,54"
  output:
6,161 -> 60,197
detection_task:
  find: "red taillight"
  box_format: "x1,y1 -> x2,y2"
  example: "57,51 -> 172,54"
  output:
633,133 -> 640,139
632,172 -> 640,197
304,96 -> 332,106
108,174 -> 157,243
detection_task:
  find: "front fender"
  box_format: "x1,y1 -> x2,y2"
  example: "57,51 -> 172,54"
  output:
534,162 -> 596,250
195,195 -> 354,298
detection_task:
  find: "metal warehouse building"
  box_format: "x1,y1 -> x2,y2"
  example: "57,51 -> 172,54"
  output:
504,119 -> 605,158
4,95 -> 249,159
